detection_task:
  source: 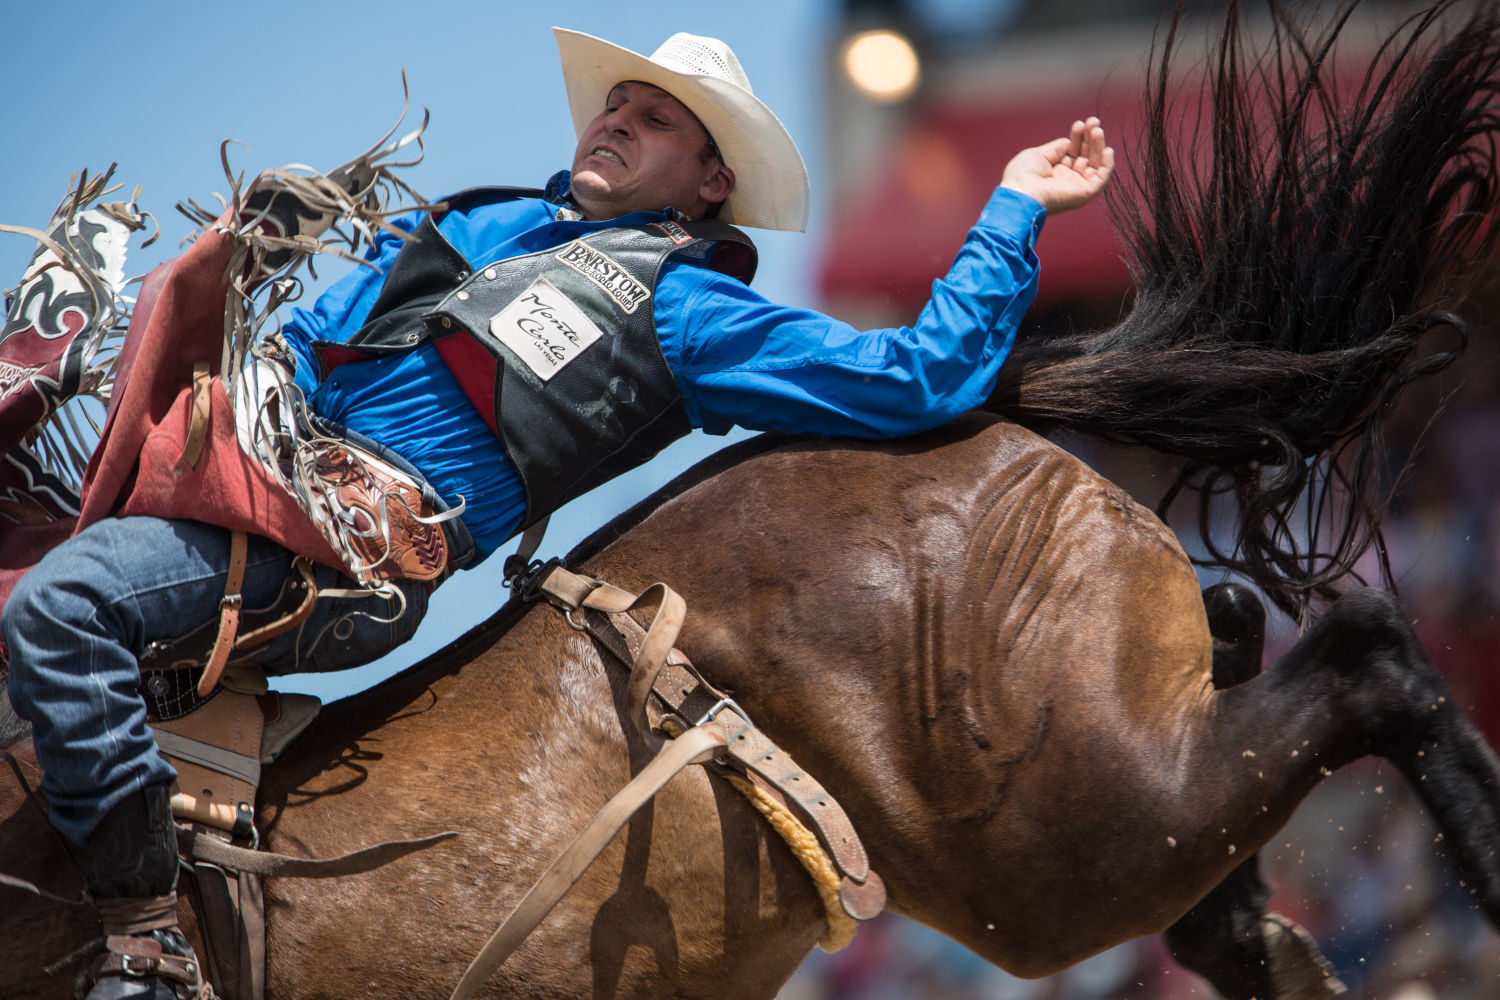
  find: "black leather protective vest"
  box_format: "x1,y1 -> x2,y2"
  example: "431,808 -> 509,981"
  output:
312,187 -> 758,528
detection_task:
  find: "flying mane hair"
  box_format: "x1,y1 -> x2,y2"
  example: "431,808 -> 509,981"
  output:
986,0 -> 1500,623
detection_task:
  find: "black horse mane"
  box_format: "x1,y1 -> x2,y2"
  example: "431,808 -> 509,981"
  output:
987,0 -> 1500,621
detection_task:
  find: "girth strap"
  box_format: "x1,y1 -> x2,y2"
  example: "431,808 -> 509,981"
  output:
535,564 -> 879,894
449,724 -> 726,1000
535,568 -> 684,752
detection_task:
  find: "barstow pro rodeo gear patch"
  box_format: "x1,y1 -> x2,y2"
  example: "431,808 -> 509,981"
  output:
554,240 -> 653,314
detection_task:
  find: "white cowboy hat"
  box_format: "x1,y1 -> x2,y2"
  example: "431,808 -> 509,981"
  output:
553,27 -> 810,232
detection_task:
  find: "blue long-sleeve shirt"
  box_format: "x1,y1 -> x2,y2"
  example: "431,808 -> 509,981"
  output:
279,174 -> 1046,562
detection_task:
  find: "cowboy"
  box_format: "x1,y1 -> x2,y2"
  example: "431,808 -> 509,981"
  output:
3,28 -> 1112,1000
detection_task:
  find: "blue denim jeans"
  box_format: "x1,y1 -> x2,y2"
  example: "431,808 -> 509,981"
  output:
3,516 -> 430,845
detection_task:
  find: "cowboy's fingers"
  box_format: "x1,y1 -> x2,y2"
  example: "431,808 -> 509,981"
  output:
1088,140 -> 1116,183
1088,122 -> 1106,162
1066,119 -> 1088,158
1037,135 -> 1074,166
1072,116 -> 1105,157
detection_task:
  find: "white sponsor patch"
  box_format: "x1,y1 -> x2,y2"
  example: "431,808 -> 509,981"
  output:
489,276 -> 604,381
554,240 -> 651,314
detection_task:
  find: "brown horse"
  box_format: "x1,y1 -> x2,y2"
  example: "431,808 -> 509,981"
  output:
4,414 -> 1500,999
6,1 -> 1500,997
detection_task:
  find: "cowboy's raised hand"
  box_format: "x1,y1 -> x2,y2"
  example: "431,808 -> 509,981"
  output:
1000,117 -> 1114,215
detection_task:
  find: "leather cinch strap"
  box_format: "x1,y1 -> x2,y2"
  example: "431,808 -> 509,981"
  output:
449,725 -> 726,999
449,564 -> 886,1000
535,565 -> 880,895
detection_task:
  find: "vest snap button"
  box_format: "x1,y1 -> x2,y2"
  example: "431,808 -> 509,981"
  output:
441,317 -> 452,328
485,268 -> 497,280
457,291 -> 470,301
406,333 -> 419,342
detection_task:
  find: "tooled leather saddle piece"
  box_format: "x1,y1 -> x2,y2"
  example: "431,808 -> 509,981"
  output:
311,444 -> 449,584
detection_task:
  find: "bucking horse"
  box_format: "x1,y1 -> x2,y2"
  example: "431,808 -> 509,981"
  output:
5,2 -> 1500,997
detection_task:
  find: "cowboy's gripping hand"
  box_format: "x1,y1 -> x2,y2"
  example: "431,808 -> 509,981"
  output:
1000,117 -> 1114,214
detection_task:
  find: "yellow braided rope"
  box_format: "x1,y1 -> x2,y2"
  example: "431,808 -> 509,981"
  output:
723,773 -> 858,953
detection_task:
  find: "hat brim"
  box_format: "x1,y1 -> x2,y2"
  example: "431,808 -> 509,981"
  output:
553,28 -> 810,233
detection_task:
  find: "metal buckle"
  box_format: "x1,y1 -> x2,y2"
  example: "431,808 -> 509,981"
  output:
564,604 -> 592,632
692,694 -> 754,730
507,556 -> 563,601
500,554 -> 532,590
119,953 -> 157,977
233,801 -> 259,848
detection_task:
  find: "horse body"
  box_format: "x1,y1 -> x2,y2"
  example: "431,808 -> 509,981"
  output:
252,414 -> 1186,994
237,416 -> 1491,994
4,418 -> 1499,999
1,415 -> 1219,996
579,416 -> 1226,978
242,415 -> 1500,998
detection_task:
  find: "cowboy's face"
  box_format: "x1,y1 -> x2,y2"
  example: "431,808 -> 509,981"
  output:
570,81 -> 734,221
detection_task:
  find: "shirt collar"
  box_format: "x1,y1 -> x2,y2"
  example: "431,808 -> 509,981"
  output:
543,170 -> 585,220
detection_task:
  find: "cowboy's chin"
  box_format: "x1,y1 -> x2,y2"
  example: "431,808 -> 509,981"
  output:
569,170 -> 623,213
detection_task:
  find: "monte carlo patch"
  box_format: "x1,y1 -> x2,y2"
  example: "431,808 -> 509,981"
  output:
489,277 -> 604,382
554,241 -> 652,314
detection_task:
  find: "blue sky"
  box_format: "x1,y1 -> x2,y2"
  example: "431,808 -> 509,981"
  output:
1,0 -> 837,700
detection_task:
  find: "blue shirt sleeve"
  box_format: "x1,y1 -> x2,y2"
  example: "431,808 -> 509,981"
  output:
657,186 -> 1045,439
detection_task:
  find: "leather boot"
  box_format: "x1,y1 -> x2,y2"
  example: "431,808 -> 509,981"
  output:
81,783 -> 208,999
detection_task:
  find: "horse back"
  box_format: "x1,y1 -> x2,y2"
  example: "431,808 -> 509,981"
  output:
590,412 -> 1214,748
